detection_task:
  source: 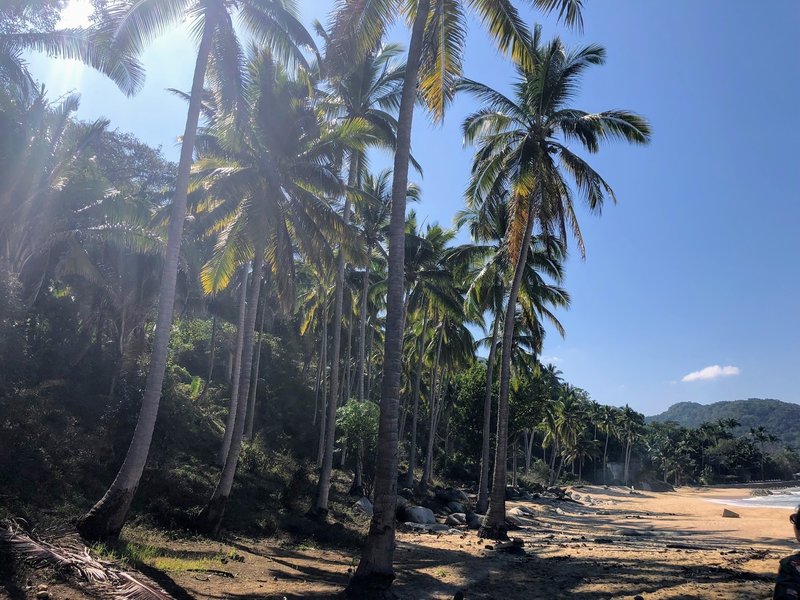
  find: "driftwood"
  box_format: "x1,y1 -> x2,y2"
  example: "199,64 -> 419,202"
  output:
0,521 -> 173,599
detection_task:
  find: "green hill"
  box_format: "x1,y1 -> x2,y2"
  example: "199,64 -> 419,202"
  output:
647,398 -> 800,448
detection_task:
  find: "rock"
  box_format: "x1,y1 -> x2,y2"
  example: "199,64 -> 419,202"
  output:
353,497 -> 373,517
446,513 -> 466,526
722,509 -> 740,518
447,501 -> 466,513
571,492 -> 581,501
507,506 -> 535,519
505,486 -> 522,500
634,596 -> 644,600
466,512 -> 482,530
403,505 -> 436,524
613,528 -> 651,537
35,592 -> 49,600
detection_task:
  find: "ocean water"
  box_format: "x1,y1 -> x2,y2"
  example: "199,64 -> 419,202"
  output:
707,487 -> 800,509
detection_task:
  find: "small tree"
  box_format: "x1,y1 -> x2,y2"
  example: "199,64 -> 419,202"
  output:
337,399 -> 380,497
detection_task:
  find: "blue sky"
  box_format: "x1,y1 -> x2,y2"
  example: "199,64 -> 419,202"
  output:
31,0 -> 800,415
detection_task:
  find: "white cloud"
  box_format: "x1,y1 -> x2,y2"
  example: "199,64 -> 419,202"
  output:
540,355 -> 561,364
681,365 -> 740,382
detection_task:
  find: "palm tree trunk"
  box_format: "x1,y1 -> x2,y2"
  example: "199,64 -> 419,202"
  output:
219,267 -> 249,464
603,431 -> 609,484
422,327 -> 443,490
476,313 -> 500,513
357,247 -> 371,402
198,315 -> 217,402
316,301 -> 329,467
347,1 -> 429,593
244,280 -> 267,440
197,253 -> 264,535
481,196 -> 537,541
76,16 -> 216,541
314,153 -> 356,514
404,304 -> 429,488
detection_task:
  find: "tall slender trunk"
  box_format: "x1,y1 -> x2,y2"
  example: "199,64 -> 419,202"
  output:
312,339 -> 323,427
316,301 -> 328,467
342,310 -> 353,403
481,195 -> 538,541
197,254 -> 264,535
357,247 -> 371,403
476,312 -> 501,513
347,2 -> 429,593
244,280 -> 267,440
219,267 -> 249,464
525,430 -> 534,474
314,154 -> 356,514
198,315 -> 217,402
76,15 -> 216,541
422,327 -> 443,489
511,436 -> 518,487
603,431 -> 610,484
404,304 -> 429,488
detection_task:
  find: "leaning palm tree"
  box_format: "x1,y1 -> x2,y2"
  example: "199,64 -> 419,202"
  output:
462,30 -> 651,539
331,2 -> 585,593
76,0 -> 315,541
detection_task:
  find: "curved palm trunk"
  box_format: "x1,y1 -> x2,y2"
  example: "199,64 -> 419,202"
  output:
244,280 -> 267,440
197,254 -> 264,535
314,154 -> 356,514
480,198 -> 537,541
76,17 -> 216,541
476,313 -> 501,513
346,1 -> 429,594
219,267 -> 249,464
404,305 -> 429,488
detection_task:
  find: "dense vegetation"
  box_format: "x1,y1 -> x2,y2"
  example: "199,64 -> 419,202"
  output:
649,399 -> 800,450
1,0 -> 797,596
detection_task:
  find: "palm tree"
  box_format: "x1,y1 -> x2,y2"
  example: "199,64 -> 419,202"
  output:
192,49 -> 354,534
462,30 -> 651,539
313,40 -> 409,516
76,0 -> 315,541
598,405 -> 618,483
331,2 -> 585,592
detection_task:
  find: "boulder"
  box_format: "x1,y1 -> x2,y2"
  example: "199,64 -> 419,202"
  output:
508,506 -> 536,518
722,509 -> 740,518
466,512 -> 483,530
403,505 -> 436,524
446,513 -> 466,526
505,486 -> 522,500
353,497 -> 373,517
447,501 -> 466,514
436,488 -> 470,504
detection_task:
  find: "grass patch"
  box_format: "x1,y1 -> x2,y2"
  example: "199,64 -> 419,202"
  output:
91,536 -> 226,573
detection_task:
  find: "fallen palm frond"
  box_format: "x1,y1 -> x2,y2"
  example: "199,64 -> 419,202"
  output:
0,521 -> 173,600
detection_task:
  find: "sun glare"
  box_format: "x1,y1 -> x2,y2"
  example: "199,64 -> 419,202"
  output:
57,0 -> 93,29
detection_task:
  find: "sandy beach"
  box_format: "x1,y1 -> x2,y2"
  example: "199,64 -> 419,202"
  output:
83,485 -> 796,599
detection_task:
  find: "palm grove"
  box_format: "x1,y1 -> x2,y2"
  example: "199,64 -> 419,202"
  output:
3,0 -> 799,596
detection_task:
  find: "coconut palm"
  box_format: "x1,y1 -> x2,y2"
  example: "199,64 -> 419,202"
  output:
461,30 -> 651,539
76,0 -> 315,541
192,49 -> 359,534
332,2 -> 585,592
313,40 -> 411,515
